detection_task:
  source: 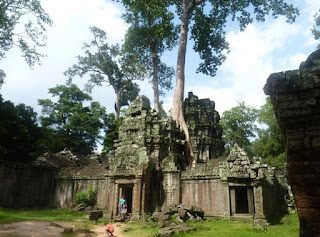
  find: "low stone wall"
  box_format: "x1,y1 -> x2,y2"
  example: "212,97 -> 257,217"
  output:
54,177 -> 108,208
0,161 -> 108,209
0,161 -> 56,208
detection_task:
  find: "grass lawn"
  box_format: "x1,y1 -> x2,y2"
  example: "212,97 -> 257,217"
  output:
0,208 -> 87,224
0,208 -> 299,237
120,214 -> 299,237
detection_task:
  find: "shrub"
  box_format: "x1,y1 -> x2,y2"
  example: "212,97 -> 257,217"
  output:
74,186 -> 97,207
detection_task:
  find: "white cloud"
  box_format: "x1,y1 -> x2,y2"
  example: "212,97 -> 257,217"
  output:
1,0 -> 319,120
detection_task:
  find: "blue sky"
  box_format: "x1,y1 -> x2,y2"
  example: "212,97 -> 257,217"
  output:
0,0 -> 319,117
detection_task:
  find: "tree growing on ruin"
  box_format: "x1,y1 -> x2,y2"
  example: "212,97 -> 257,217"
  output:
0,0 -> 52,84
38,84 -> 107,155
120,0 -> 178,112
169,0 -> 299,165
64,26 -> 141,118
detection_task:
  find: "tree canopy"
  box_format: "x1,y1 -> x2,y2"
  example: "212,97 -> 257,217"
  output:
312,9 -> 320,48
65,26 -> 140,118
220,98 -> 286,169
120,0 -> 178,112
38,84 -> 107,155
220,101 -> 259,156
252,97 -> 286,168
0,0 -> 52,68
0,95 -> 44,161
169,0 -> 299,165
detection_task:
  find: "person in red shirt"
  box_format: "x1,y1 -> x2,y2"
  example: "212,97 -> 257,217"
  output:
104,222 -> 114,236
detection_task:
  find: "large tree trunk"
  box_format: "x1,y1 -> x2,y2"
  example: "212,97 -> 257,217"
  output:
171,0 -> 195,166
151,46 -> 160,113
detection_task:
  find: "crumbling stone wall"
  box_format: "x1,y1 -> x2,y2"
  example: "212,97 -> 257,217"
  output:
54,177 -> 107,208
264,49 -> 320,237
0,161 -> 56,207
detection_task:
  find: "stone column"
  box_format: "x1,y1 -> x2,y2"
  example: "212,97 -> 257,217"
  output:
132,176 -> 142,220
230,187 -> 236,216
247,188 -> 254,215
162,170 -> 180,208
264,49 -> 320,236
253,183 -> 265,219
105,176 -> 115,219
113,183 -> 119,217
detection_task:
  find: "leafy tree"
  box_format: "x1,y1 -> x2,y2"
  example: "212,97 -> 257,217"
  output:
0,95 -> 43,161
312,9 -> 320,48
252,97 -> 286,168
169,0 -> 299,165
64,26 -> 140,118
220,101 -> 259,156
38,84 -> 107,155
0,0 -> 52,78
120,0 -> 178,112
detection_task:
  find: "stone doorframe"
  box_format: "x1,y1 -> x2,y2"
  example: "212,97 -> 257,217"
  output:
111,176 -> 143,220
229,182 -> 255,217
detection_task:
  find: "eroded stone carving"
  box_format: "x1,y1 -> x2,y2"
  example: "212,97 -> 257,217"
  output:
184,92 -> 225,163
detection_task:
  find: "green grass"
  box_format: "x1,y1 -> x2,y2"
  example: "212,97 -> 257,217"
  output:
0,208 -> 86,224
120,214 -> 299,237
120,221 -> 160,237
0,209 -> 299,237
175,214 -> 299,237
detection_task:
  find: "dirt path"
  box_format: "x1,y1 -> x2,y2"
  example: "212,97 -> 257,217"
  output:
0,221 -> 126,237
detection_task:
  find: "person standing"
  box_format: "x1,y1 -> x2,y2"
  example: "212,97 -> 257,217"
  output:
119,195 -> 126,215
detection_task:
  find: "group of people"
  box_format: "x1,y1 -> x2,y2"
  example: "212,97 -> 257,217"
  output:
119,195 -> 129,222
104,195 -> 129,236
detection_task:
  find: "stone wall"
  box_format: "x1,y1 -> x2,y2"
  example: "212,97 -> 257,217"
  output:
0,161 -> 56,207
53,177 -> 108,208
264,49 -> 320,236
181,178 -> 229,216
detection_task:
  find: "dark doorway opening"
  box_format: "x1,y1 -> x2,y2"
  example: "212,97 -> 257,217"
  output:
235,187 -> 249,213
121,185 -> 133,213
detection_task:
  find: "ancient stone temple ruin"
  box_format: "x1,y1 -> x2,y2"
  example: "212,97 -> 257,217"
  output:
0,92 -> 289,224
264,49 -> 320,237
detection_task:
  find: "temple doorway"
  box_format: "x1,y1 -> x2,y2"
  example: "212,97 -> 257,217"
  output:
230,186 -> 254,215
120,185 -> 133,213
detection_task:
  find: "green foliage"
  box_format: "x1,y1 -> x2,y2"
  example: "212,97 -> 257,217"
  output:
64,26 -> 140,117
173,0 -> 299,78
0,95 -> 45,161
0,208 -> 86,224
120,0 -> 178,111
312,9 -> 320,49
38,84 -> 107,155
159,101 -> 168,118
220,101 -> 259,156
0,0 -> 52,68
102,113 -> 121,156
74,187 -> 97,207
252,97 -> 286,169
